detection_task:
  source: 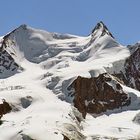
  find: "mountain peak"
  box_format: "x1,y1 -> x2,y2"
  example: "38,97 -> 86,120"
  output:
91,21 -> 114,38
18,24 -> 28,30
3,24 -> 28,41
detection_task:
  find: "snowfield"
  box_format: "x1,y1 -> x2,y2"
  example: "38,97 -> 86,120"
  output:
0,23 -> 140,140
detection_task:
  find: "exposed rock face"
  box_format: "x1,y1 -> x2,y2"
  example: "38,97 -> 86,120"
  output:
0,99 -> 12,118
70,73 -> 131,118
115,44 -> 140,91
21,134 -> 35,140
20,96 -> 33,109
63,135 -> 70,140
62,123 -> 86,140
11,133 -> 35,140
91,21 -> 114,38
124,45 -> 140,91
0,37 -> 19,78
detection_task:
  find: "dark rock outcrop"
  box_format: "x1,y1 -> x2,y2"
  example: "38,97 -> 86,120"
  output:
91,21 -> 114,38
21,134 -> 35,140
124,45 -> 140,91
70,73 -> 131,118
20,96 -> 33,109
0,37 -> 19,78
115,44 -> 140,91
63,135 -> 70,140
0,99 -> 12,118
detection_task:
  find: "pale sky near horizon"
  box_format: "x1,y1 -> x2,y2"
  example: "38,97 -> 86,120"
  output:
0,0 -> 140,45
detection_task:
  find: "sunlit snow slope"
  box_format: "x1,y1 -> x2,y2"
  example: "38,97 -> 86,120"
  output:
0,22 -> 140,140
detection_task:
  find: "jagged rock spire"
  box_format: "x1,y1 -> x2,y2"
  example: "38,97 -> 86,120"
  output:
91,21 -> 114,38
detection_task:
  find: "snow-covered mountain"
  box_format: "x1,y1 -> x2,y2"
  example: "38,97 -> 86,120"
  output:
0,22 -> 140,140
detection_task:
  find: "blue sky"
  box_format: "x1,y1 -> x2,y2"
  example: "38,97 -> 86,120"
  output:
0,0 -> 140,45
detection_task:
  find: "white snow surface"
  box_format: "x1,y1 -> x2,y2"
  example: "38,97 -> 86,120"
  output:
0,25 -> 140,140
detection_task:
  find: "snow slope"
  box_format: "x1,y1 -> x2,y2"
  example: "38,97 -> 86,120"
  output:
0,22 -> 140,140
